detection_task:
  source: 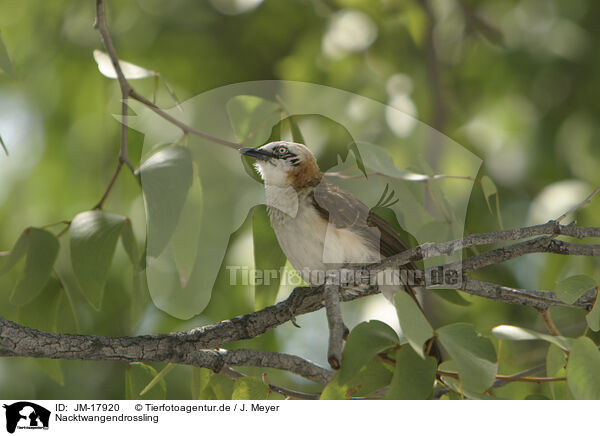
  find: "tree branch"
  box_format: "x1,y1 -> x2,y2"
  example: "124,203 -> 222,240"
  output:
438,369 -> 565,384
219,367 -> 320,400
0,316 -> 332,385
460,278 -> 593,310
555,184 -> 600,222
324,278 -> 345,369
128,89 -> 240,149
375,222 -> 600,272
94,0 -> 239,150
540,309 -> 563,336
91,0 -> 239,212
1,222 -> 598,379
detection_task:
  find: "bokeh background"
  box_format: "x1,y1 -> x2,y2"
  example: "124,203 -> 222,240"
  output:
0,0 -> 598,399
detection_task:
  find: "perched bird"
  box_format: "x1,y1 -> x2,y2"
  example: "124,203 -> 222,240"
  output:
240,141 -> 440,359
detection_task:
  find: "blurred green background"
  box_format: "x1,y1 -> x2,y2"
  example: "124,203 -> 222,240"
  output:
0,0 -> 598,400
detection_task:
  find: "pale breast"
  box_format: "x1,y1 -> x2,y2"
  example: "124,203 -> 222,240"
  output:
267,191 -> 379,285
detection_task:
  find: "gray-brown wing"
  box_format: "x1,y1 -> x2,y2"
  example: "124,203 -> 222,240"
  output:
310,179 -> 410,258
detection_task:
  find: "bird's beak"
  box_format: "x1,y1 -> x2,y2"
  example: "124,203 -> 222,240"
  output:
239,147 -> 275,161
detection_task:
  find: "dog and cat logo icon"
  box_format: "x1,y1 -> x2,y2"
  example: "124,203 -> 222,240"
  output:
2,402 -> 50,434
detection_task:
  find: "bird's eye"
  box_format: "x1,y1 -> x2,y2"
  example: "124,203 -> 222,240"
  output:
277,146 -> 287,155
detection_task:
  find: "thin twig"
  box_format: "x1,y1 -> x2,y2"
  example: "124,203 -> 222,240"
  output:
539,309 -> 563,336
93,160 -> 123,210
219,367 -> 320,400
128,89 -> 240,149
94,0 -> 134,173
555,185 -> 600,223
438,369 -> 565,384
41,220 -> 72,229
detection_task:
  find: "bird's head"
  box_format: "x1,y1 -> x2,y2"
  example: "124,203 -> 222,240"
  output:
240,141 -> 322,189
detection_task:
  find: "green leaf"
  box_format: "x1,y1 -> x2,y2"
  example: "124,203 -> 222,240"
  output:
227,95 -> 281,147
286,116 -> 305,144
481,176 -> 503,229
209,373 -> 234,400
160,76 -> 182,109
139,363 -> 174,396
553,275 -> 596,305
70,211 -> 128,309
437,323 -> 497,392
231,377 -> 269,400
17,277 -> 62,328
36,359 -> 65,387
120,219 -> 139,266
339,320 -> 399,384
491,325 -> 572,351
481,176 -> 497,214
546,344 -> 566,377
321,358 -> 392,399
93,50 -> 157,79
18,277 -> 65,385
240,154 -> 263,183
546,343 -> 567,400
138,146 -> 194,258
0,229 -> 34,276
438,361 -> 498,400
415,220 -> 452,245
191,367 -> 213,400
586,295 -> 600,332
252,205 -> 286,310
349,358 -> 393,397
385,346 -> 437,399
431,289 -> 471,306
319,374 -> 347,400
567,337 -> 600,400
0,31 -> 15,78
171,170 -> 203,282
394,291 -> 434,358
7,228 -> 60,306
125,363 -> 166,400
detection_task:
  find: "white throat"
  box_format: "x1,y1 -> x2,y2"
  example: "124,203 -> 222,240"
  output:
265,184 -> 299,217
256,162 -> 299,217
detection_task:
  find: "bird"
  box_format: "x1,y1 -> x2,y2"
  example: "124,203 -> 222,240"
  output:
239,140 -> 441,360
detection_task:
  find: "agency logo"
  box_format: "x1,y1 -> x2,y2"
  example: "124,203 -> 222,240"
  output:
2,402 -> 50,434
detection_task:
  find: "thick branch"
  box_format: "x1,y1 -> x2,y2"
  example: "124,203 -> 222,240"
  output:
0,316 -> 332,385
